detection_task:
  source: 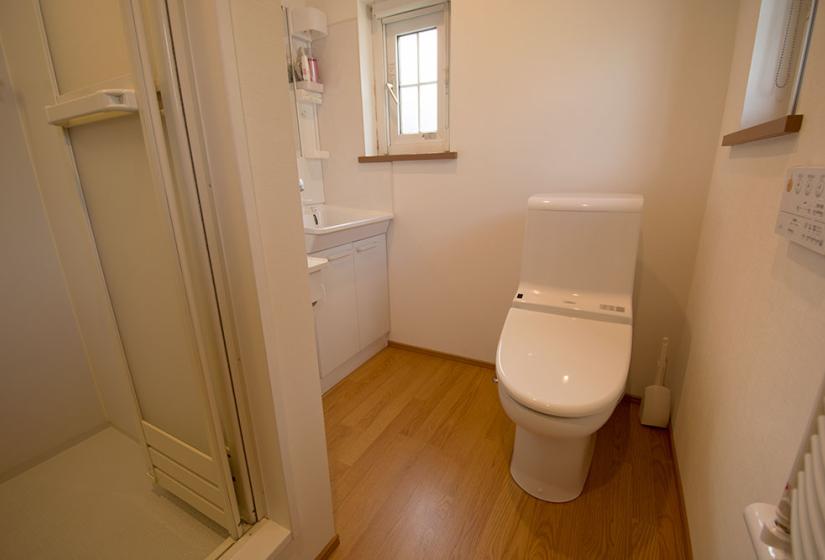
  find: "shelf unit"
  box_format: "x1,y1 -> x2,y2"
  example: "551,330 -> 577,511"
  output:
286,6 -> 329,160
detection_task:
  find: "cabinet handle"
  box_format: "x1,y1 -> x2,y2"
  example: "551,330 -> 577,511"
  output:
324,251 -> 352,261
356,244 -> 379,253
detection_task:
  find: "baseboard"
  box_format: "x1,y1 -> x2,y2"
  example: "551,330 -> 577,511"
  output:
387,340 -> 496,370
321,337 -> 388,394
314,534 -> 340,560
667,426 -> 693,560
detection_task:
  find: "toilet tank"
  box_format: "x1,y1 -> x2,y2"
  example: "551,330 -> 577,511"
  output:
520,193 -> 643,298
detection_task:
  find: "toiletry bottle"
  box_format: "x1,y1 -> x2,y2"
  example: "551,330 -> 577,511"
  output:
308,57 -> 320,83
300,48 -> 310,83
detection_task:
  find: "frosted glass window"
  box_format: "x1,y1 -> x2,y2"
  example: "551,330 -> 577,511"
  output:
395,27 -> 438,135
400,86 -> 419,134
419,83 -> 437,133
740,0 -> 816,128
418,29 -> 438,83
397,34 -> 418,86
381,5 -> 449,154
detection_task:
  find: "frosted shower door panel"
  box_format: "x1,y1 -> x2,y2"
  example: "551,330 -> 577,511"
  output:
38,0 -> 133,95
68,116 -> 212,454
23,0 -> 245,538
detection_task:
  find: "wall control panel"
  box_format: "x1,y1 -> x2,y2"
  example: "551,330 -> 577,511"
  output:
775,167 -> 825,255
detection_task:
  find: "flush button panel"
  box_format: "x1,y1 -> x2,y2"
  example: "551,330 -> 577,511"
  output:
775,166 -> 825,255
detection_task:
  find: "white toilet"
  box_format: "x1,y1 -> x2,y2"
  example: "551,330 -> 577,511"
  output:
496,193 -> 643,502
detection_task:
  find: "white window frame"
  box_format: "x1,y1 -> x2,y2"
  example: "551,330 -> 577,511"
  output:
373,3 -> 450,155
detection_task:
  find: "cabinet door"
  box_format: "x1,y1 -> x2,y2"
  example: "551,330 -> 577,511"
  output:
313,244 -> 360,376
354,235 -> 390,348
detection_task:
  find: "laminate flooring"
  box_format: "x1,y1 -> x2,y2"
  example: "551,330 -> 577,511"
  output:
322,346 -> 689,559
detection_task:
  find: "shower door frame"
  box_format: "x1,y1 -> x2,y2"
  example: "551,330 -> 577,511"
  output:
119,0 -> 261,534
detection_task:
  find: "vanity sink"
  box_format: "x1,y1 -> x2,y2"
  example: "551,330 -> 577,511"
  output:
306,255 -> 327,273
304,204 -> 393,252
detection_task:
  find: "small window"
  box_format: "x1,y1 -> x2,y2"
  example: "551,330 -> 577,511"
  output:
376,4 -> 449,155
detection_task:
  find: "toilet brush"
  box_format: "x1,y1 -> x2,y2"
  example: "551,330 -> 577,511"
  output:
640,337 -> 671,428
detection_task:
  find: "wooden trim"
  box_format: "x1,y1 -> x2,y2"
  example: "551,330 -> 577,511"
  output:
721,114 -> 803,146
387,340 -> 495,370
667,426 -> 694,560
358,151 -> 458,163
314,534 -> 340,560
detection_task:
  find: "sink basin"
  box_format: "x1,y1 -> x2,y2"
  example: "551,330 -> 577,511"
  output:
306,255 -> 327,273
304,205 -> 393,252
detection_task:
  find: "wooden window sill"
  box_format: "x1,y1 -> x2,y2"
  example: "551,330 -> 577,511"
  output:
358,151 -> 457,163
722,115 -> 803,146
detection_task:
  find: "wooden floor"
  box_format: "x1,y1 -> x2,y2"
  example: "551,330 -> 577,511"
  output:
322,347 -> 690,559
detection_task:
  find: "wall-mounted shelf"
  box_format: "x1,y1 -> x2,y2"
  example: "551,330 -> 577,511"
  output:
295,81 -> 324,93
359,151 -> 458,163
46,89 -> 138,128
296,89 -> 323,105
722,115 -> 804,146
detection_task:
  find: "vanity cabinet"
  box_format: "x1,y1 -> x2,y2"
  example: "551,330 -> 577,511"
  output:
312,244 -> 359,377
311,234 -> 390,386
353,236 -> 389,348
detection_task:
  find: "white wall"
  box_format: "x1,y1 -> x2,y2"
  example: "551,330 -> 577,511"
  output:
0,45 -> 105,478
312,0 -> 739,394
671,1 -> 825,557
0,0 -> 143,443
312,14 -> 393,212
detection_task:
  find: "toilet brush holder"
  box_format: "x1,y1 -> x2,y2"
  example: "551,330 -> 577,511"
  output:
640,384 -> 671,428
640,337 -> 671,428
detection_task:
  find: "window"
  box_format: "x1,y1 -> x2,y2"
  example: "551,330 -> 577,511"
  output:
395,28 -> 438,135
374,3 -> 449,155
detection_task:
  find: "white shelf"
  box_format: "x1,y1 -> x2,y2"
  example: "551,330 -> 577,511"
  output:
295,81 -> 324,93
46,89 -> 138,128
296,89 -> 323,105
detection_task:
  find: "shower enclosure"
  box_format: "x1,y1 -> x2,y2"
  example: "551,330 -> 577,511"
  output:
0,0 -> 263,557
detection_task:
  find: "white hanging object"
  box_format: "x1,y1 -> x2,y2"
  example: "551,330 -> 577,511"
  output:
744,502 -> 792,560
747,409 -> 825,559
290,6 -> 327,40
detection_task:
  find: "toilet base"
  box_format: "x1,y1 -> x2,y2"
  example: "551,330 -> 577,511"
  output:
509,426 -> 597,502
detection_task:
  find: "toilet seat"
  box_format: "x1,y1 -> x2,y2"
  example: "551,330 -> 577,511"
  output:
496,307 -> 631,418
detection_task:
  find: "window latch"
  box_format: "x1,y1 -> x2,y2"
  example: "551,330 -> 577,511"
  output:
385,82 -> 399,105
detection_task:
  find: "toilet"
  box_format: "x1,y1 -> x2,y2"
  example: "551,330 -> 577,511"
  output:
496,193 -> 643,502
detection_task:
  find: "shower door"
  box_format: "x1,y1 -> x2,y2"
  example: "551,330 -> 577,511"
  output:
17,0 -> 254,538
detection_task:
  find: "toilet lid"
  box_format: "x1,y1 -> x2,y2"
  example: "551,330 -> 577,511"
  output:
496,308 -> 631,418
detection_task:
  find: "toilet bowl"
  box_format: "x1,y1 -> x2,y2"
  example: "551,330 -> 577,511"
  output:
497,193 -> 643,502
498,385 -> 618,502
